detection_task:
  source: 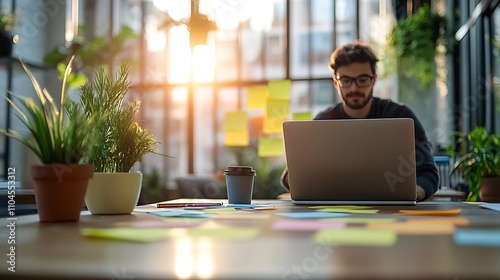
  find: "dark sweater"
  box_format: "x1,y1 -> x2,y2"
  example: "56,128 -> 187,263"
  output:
280,97 -> 439,200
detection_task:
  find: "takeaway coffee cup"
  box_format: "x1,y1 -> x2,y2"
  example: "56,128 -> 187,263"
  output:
224,166 -> 256,204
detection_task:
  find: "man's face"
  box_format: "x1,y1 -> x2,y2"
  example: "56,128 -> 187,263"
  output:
333,62 -> 376,110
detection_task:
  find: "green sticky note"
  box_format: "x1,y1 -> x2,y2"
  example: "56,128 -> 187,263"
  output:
263,115 -> 284,133
292,112 -> 312,120
266,99 -> 289,118
81,228 -> 170,242
313,228 -> 397,246
187,228 -> 260,240
268,80 -> 291,100
258,137 -> 284,157
223,112 -> 248,131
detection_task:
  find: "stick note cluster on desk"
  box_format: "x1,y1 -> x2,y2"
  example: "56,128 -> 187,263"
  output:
80,203 -> 500,247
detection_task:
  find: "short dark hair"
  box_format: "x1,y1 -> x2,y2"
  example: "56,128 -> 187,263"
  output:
329,40 -> 379,76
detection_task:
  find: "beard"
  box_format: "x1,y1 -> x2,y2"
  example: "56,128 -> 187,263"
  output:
340,88 -> 374,110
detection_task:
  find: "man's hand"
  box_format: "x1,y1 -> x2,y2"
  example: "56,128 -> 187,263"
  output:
416,185 -> 426,201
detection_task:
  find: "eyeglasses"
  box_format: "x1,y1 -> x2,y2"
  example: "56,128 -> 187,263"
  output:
335,75 -> 374,88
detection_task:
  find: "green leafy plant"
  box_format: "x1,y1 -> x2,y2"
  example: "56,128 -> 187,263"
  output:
384,5 -> 447,89
43,25 -> 137,89
449,127 -> 500,201
0,4 -> 15,32
0,57 -> 95,164
79,64 -> 160,172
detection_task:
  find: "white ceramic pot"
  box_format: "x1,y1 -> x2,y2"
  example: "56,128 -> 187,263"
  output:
85,172 -> 142,215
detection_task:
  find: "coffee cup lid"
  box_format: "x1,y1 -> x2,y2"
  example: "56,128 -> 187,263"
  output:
224,166 -> 256,176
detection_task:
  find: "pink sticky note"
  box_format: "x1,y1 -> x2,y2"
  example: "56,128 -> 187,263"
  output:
272,219 -> 345,231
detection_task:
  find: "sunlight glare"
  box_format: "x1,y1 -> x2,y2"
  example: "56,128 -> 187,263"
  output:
192,44 -> 215,83
168,26 -> 191,83
154,0 -> 191,21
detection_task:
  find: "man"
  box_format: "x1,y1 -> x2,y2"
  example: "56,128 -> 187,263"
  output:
280,40 -> 439,201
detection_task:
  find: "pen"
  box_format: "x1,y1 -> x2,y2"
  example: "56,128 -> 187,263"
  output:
156,202 -> 223,208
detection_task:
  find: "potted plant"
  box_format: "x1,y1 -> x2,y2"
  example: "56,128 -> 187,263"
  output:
79,64 -> 160,214
450,127 -> 500,202
383,4 -> 447,89
0,4 -> 16,57
0,57 -> 96,222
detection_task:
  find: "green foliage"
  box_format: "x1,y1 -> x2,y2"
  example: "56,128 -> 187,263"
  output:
449,127 -> 500,201
0,57 -> 96,164
0,4 -> 15,31
140,167 -> 168,204
79,64 -> 159,172
384,5 -> 447,89
43,25 -> 137,89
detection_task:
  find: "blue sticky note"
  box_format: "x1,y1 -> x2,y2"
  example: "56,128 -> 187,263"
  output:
480,203 -> 500,212
454,229 -> 500,247
276,212 -> 351,219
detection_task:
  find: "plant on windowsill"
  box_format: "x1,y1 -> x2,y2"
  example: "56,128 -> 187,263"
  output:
78,64 -> 164,214
0,57 -> 96,222
449,127 -> 500,202
383,4 -> 447,89
0,4 -> 16,57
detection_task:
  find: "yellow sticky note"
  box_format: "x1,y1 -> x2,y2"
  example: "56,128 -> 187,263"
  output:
187,227 -> 260,240
268,80 -> 291,100
258,137 -> 284,157
292,112 -> 312,121
266,99 -> 289,119
263,115 -> 284,134
223,112 -> 248,131
367,222 -> 456,235
317,208 -> 380,214
81,228 -> 170,242
406,217 -> 469,226
313,228 -> 397,246
247,87 -> 268,109
224,129 -> 249,146
398,209 -> 462,216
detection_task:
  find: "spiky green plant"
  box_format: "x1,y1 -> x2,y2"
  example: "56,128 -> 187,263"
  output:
0,57 -> 95,164
79,64 -> 159,172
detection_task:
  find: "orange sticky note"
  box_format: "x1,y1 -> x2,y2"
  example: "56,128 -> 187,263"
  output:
398,209 -> 461,216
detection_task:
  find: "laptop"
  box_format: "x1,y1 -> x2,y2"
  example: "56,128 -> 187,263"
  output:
282,118 -> 417,205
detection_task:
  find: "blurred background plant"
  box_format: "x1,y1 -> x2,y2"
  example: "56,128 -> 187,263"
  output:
43,25 -> 137,89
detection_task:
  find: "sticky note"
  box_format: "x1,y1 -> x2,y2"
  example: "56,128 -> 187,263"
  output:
313,228 -> 397,246
81,228 -> 170,242
187,227 -> 260,240
258,137 -> 284,157
317,208 -> 380,214
367,222 -> 456,235
223,112 -> 248,131
268,80 -> 291,100
480,203 -> 500,212
321,218 -> 398,224
292,112 -> 312,121
150,210 -> 214,218
272,219 -> 345,231
114,220 -> 204,228
406,217 -> 469,226
454,229 -> 500,246
309,205 -> 374,209
398,209 -> 462,216
224,129 -> 249,146
275,212 -> 351,219
263,115 -> 284,133
266,99 -> 289,118
247,86 -> 268,109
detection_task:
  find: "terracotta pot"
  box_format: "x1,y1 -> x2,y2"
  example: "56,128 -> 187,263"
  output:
85,172 -> 142,214
479,177 -> 500,202
31,164 -> 94,222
